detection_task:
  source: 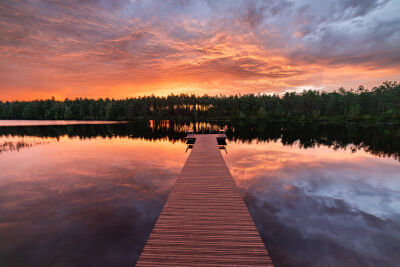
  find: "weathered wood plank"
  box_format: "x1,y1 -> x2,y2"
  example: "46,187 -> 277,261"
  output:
137,134 -> 273,266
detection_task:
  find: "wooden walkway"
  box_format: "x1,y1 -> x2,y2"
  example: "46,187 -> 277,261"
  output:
137,134 -> 273,266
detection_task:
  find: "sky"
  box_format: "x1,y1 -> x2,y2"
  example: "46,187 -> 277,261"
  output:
0,0 -> 399,100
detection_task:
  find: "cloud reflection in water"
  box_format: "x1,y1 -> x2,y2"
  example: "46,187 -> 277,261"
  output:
223,141 -> 400,267
1,123 -> 400,267
0,136 -> 187,266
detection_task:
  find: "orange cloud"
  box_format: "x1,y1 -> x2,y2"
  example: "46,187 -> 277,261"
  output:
0,0 -> 399,100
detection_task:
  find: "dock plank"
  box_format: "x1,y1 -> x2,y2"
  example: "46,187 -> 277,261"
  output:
137,134 -> 273,266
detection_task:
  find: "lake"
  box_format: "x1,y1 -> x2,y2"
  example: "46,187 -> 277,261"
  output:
0,120 -> 399,266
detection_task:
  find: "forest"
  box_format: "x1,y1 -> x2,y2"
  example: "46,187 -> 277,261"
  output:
0,81 -> 399,122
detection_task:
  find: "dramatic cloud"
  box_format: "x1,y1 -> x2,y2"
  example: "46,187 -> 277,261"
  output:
0,0 -> 399,99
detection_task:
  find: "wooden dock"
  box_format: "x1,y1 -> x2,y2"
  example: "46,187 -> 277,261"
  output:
137,134 -> 273,266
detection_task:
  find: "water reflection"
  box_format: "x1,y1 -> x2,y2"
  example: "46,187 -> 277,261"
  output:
0,139 -> 50,153
0,120 -> 399,266
0,120 -> 124,126
226,122 -> 400,161
0,134 -> 187,266
1,121 -> 399,160
223,141 -> 400,267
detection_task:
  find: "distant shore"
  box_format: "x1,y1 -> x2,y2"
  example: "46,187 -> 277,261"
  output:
1,82 -> 399,123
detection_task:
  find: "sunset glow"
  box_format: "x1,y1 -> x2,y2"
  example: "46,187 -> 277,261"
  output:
1,0 -> 399,100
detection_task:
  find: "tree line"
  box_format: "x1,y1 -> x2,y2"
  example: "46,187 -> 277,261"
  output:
0,81 -> 399,122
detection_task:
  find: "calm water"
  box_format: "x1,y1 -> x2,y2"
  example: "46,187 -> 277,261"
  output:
0,120 -> 399,266
0,120 -> 125,126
